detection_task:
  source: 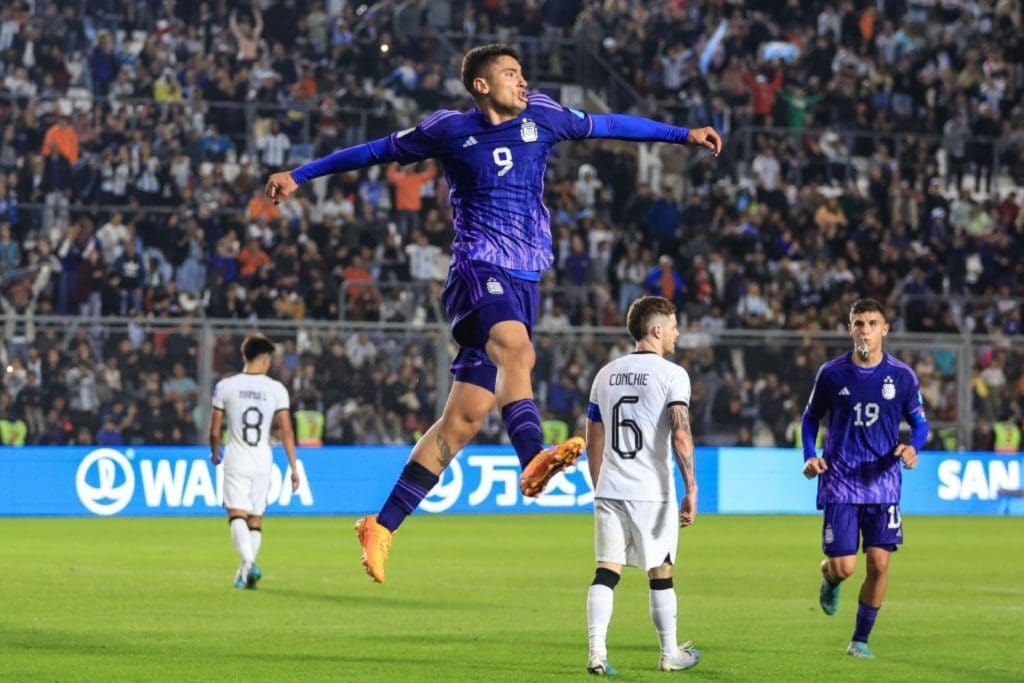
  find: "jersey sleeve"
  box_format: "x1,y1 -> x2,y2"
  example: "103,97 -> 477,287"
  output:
588,371 -> 603,422
902,369 -> 929,450
666,366 -> 691,407
902,370 -> 925,419
211,380 -> 225,411
387,109 -> 458,164
274,381 -> 291,414
803,365 -> 831,421
527,93 -> 593,141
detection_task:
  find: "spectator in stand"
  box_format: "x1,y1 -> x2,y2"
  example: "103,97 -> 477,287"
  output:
113,239 -> 145,314
256,120 -> 291,170
742,60 -> 784,127
644,255 -> 686,309
40,110 -> 79,167
88,31 -> 119,96
386,161 -> 437,236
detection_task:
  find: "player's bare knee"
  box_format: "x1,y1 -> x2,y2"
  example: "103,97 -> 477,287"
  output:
834,566 -> 855,581
830,558 -> 856,580
448,413 -> 485,443
647,562 -> 674,581
487,337 -> 535,371
866,552 -> 890,575
442,405 -> 489,442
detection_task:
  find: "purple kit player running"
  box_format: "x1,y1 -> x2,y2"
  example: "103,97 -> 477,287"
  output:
801,298 -> 929,658
265,44 -> 723,583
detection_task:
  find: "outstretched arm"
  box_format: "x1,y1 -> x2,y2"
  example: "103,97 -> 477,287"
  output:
590,114 -> 722,156
265,136 -> 397,202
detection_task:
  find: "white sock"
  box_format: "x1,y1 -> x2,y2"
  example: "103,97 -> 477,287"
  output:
587,584 -> 615,657
250,529 -> 262,561
230,518 -> 254,567
649,587 -> 678,656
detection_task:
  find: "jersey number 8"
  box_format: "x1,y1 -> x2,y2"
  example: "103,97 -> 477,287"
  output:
242,406 -> 264,446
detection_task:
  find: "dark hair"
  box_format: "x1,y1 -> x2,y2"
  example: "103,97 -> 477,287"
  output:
461,43 -> 520,97
849,298 -> 886,321
626,296 -> 677,342
241,334 -> 276,362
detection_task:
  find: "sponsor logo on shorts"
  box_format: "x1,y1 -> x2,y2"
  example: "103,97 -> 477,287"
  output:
486,277 -> 504,295
824,524 -> 834,544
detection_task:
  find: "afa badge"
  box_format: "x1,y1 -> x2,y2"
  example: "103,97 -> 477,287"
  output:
881,376 -> 896,400
520,118 -> 538,142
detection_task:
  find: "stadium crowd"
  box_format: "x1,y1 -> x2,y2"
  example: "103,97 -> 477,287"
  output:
1,1 -> 1024,451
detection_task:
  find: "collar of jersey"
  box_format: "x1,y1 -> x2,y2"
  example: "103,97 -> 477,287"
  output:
470,107 -> 524,127
847,351 -> 885,371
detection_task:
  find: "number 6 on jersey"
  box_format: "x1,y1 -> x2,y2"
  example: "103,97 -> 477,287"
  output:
612,396 -> 642,459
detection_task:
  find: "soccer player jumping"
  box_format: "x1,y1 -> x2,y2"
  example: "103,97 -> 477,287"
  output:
801,299 -> 929,658
265,44 -> 722,583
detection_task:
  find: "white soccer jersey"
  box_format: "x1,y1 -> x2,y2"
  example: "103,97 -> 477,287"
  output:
212,373 -> 290,474
589,351 -> 691,502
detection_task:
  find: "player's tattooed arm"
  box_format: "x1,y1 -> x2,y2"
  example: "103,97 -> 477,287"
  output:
436,434 -> 455,469
670,404 -> 696,493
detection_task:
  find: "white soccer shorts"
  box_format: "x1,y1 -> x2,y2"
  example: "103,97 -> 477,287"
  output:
594,498 -> 679,571
223,471 -> 271,515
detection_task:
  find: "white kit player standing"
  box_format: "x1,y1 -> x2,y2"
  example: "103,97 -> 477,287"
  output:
210,334 -> 299,589
583,296 -> 701,676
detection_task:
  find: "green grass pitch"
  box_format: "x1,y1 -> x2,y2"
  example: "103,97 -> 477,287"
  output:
1,514 -> 1021,681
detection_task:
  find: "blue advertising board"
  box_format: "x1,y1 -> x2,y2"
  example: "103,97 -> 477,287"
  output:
0,446 -> 1020,517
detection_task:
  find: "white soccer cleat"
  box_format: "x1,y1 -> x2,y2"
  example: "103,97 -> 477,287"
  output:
587,652 -> 617,676
658,642 -> 701,671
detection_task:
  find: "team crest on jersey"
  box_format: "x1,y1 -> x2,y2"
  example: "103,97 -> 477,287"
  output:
824,525 -> 834,544
486,277 -> 504,295
881,376 -> 896,400
520,118 -> 538,142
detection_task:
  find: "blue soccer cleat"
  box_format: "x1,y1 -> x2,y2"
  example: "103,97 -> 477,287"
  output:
587,653 -> 617,676
234,574 -> 246,589
246,564 -> 262,590
819,560 -> 840,615
846,641 -> 874,659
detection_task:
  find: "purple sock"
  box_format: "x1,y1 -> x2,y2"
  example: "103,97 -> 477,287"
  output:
376,462 -> 439,532
501,398 -> 544,469
852,602 -> 880,643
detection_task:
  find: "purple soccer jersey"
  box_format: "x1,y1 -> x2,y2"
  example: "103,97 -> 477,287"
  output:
384,93 -> 592,271
804,353 -> 926,508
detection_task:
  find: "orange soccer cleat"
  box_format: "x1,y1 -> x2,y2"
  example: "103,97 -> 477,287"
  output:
519,436 -> 586,498
354,515 -> 394,583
